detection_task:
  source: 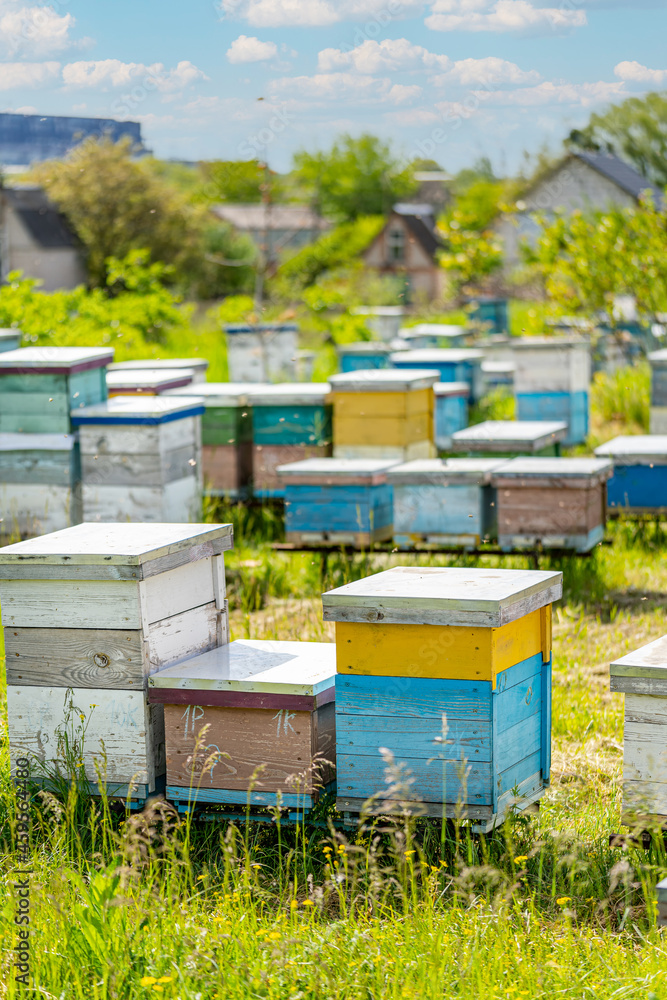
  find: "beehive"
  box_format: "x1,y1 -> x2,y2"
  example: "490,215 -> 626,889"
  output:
246,383 -> 332,498
72,395 -> 204,523
149,639 -> 336,811
0,329 -> 21,353
329,369 -> 439,462
224,323 -> 299,382
337,343 -> 391,373
166,383 -> 253,499
278,458 -> 395,547
387,458 -> 506,549
469,297 -> 508,335
0,346 -> 112,433
512,338 -> 591,445
434,382 -> 469,450
0,433 -> 81,537
1,521 -> 233,800
492,458 -> 612,553
106,368 -> 195,396
610,635 -> 667,826
391,349 -> 483,402
648,350 -> 667,433
109,358 -> 209,383
451,420 -> 567,457
594,436 -> 667,514
323,566 -> 562,828
482,360 -> 515,392
350,306 -> 404,341
399,324 -> 467,350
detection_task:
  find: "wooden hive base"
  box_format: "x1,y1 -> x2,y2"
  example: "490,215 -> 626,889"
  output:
286,525 -> 393,548
498,525 -> 604,553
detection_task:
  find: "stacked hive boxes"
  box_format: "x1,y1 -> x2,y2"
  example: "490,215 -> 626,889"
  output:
109,358 -> 209,383
338,343 -> 391,372
648,350 -> 667,433
73,396 -> 204,522
387,459 -> 505,549
106,368 -> 195,396
391,349 -> 483,402
279,458 -> 395,547
513,338 -> 591,445
224,323 -> 299,382
0,347 -> 113,537
595,436 -> 667,515
329,370 -> 439,462
610,635 -> 667,826
324,566 -> 562,829
491,458 -> 612,553
434,383 -> 469,450
451,420 -> 567,457
247,383 -> 332,498
2,522 -> 233,801
149,639 -> 336,814
167,383 -> 253,500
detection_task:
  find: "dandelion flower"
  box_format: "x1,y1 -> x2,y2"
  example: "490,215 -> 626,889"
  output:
556,897 -> 572,906
157,977 -> 172,984
251,863 -> 262,869
152,988 -> 163,994
268,931 -> 281,941
404,850 -> 415,857
514,856 -> 528,864
140,977 -> 157,987
290,899 -> 299,909
303,900 -> 314,906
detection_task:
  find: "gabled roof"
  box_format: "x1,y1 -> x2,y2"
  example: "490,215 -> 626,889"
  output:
368,209 -> 441,261
212,203 -> 329,232
573,150 -> 663,204
3,186 -> 79,248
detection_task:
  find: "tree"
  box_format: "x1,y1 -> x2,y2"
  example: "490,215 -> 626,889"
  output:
292,133 -> 417,221
31,137 -> 212,289
568,91 -> 667,187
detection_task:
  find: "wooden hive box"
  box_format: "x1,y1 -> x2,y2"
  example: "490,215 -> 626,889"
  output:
338,343 -> 391,373
106,368 -> 195,396
0,329 -> 21,353
224,323 -> 299,382
72,395 -> 204,523
329,369 -> 439,462
610,635 -> 667,827
166,383 -> 253,499
0,347 -> 112,434
109,358 -> 209,383
0,433 -> 81,538
512,338 -> 591,445
391,349 -> 483,402
434,382 -> 469,450
278,458 -> 396,547
481,360 -> 515,392
469,297 -> 508,335
451,420 -> 567,457
595,436 -> 667,515
492,457 -> 612,553
399,324 -> 467,350
648,350 -> 667,433
387,458 -> 506,549
148,639 -> 336,811
350,306 -> 404,342
1,521 -> 233,800
323,565 -> 562,830
246,383 -> 332,499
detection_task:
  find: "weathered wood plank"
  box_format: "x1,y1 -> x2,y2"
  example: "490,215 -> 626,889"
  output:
0,579 -> 141,629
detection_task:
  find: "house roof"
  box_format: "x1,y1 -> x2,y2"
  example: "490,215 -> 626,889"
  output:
3,186 -> 79,248
573,151 -> 663,204
211,203 -> 329,232
401,211 -> 441,257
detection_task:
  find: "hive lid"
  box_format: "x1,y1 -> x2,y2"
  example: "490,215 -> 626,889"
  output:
337,342 -> 391,354
610,635 -> 667,683
323,565 -> 563,627
408,323 -> 467,337
0,432 -> 76,452
149,639 -> 336,696
109,358 -> 209,373
595,435 -> 667,464
106,368 -> 195,391
277,457 -> 396,483
329,369 -> 440,392
71,395 -> 205,426
492,457 -> 612,480
482,361 -> 516,374
434,381 -> 470,397
649,350 -> 667,363
245,382 -> 331,406
0,521 -> 233,576
165,382 -> 256,406
451,420 -> 567,452
0,329 -> 19,342
0,346 -> 114,374
387,457 -> 506,485
511,337 -> 589,351
391,348 -> 483,364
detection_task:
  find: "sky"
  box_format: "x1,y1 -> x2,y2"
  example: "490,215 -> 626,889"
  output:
1,0 -> 667,174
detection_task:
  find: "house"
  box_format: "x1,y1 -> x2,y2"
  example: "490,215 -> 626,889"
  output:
496,151 -> 664,272
362,206 -> 444,302
211,203 -> 329,261
0,186 -> 86,291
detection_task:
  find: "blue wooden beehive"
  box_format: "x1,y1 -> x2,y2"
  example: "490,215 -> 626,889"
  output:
469,297 -> 509,335
0,432 -> 81,537
338,343 -> 391,372
595,436 -> 667,514
512,338 -> 591,445
391,348 -> 483,402
278,457 -> 396,547
387,457 -> 505,548
434,382 -> 469,450
323,565 -> 563,830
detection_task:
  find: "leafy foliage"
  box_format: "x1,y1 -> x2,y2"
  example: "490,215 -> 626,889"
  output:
197,159 -> 285,204
438,179 -> 505,290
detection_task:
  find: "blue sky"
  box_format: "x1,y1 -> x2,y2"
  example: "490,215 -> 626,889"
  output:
2,0 -> 666,173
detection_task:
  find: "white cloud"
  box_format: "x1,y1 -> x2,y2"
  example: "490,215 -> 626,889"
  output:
318,39 -> 449,74
219,0 -> 423,26
426,0 -> 587,35
0,3 -> 88,57
0,60 -> 60,90
62,59 -> 207,92
227,34 -> 278,63
270,71 -> 420,105
614,60 -> 667,85
467,79 -> 626,106
433,56 -> 540,86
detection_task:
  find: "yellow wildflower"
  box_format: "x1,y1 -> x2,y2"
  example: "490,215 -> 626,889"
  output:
157,978 -> 172,984
556,897 -> 572,906
404,850 -> 415,857
514,856 -> 528,864
290,899 -> 299,909
152,988 -> 163,994
268,931 -> 281,941
303,899 -> 314,906
140,978 -> 157,987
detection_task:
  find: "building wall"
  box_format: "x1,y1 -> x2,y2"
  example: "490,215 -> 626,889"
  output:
3,209 -> 86,291
0,113 -> 143,166
363,215 -> 442,300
